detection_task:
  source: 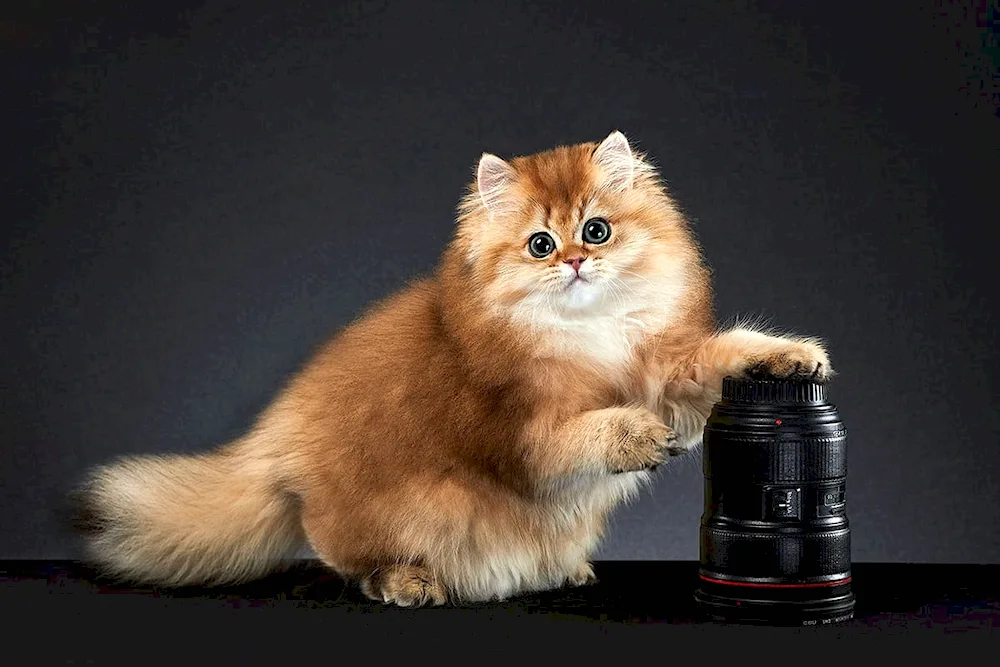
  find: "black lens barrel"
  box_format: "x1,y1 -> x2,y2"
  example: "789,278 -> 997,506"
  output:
694,376 -> 855,625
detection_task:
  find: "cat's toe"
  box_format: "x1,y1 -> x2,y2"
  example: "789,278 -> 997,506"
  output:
742,342 -> 832,383
361,565 -> 447,607
567,562 -> 598,587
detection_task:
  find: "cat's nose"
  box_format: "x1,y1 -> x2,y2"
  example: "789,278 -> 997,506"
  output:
564,256 -> 586,272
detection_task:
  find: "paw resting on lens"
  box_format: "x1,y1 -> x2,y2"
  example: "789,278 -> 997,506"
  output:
741,340 -> 832,383
603,407 -> 681,473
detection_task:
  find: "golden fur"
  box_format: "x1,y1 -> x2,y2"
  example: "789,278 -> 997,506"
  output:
74,131 -> 832,606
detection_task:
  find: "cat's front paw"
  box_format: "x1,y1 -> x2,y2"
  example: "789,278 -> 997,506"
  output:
603,407 -> 677,473
361,565 -> 447,608
741,339 -> 832,382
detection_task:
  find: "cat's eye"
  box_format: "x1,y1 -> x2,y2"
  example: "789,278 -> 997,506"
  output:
528,232 -> 555,258
582,218 -> 611,244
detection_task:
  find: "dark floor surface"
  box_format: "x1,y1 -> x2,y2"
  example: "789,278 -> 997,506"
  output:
2,560 -> 998,659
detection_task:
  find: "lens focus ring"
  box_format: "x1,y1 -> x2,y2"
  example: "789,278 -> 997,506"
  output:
700,523 -> 851,580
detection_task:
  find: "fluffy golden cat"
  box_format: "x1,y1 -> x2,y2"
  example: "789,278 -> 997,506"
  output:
74,131 -> 831,606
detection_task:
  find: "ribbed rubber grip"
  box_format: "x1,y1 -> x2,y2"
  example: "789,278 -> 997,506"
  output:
721,377 -> 828,404
700,524 -> 852,580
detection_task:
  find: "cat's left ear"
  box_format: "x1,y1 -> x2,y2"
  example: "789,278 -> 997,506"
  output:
592,130 -> 636,192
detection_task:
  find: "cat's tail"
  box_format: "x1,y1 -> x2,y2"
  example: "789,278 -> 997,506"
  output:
71,439 -> 303,587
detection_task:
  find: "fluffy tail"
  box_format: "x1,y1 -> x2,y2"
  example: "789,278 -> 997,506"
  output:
72,441 -> 303,587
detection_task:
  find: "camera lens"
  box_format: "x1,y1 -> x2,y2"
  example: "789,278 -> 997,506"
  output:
693,376 -> 855,626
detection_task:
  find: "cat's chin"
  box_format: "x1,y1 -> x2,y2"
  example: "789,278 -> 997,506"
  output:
556,280 -> 603,311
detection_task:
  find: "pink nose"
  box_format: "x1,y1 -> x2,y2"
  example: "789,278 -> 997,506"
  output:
565,256 -> 585,272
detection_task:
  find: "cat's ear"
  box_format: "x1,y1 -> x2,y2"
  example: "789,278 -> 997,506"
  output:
477,153 -> 515,213
592,130 -> 636,192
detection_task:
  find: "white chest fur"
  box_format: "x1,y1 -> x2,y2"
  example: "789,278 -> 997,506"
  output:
539,313 -> 645,368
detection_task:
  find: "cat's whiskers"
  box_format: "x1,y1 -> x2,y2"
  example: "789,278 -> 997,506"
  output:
616,267 -> 658,291
534,280 -> 560,329
613,269 -> 679,353
605,277 -> 641,356
524,272 -> 563,330
609,274 -> 666,349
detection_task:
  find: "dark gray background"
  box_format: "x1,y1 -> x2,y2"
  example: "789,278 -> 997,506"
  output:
3,0 -> 998,563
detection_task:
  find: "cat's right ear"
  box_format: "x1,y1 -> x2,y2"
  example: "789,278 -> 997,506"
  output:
477,153 -> 515,213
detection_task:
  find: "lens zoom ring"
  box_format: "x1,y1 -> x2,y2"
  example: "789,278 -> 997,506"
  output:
701,526 -> 851,579
705,432 -> 847,482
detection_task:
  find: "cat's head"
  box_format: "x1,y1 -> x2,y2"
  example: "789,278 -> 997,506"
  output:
452,132 -> 702,334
